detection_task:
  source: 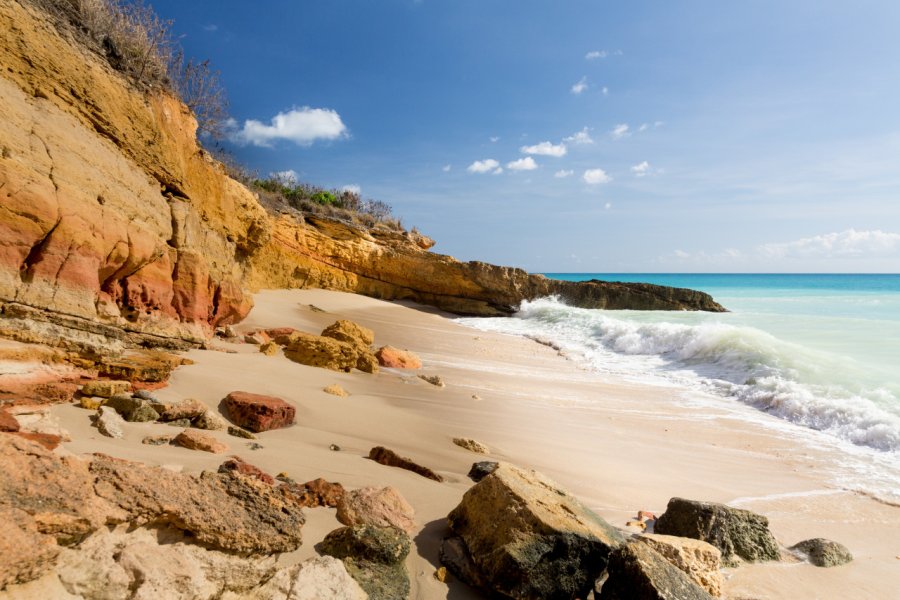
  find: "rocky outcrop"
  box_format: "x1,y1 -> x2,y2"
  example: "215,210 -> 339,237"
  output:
319,524 -> 411,600
336,486 -> 417,534
442,462 -> 624,599
221,391 -> 296,432
790,538 -> 853,567
368,445 -> 443,481
653,497 -> 780,566
599,541 -> 715,600
284,478 -> 346,509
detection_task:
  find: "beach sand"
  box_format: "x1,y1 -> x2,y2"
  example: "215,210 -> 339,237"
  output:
52,289 -> 900,599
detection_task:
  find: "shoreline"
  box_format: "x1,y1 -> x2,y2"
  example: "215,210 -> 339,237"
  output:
19,288 -> 900,599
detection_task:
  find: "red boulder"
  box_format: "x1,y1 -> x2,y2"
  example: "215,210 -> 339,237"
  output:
221,391 -> 296,433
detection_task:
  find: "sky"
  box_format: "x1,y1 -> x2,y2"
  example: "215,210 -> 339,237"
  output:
152,0 -> 900,273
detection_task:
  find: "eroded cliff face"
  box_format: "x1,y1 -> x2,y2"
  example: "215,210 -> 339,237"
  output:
0,0 -> 723,353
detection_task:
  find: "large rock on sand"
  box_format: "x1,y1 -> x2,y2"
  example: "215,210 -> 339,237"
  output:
283,332 -> 362,372
321,320 -> 375,349
654,497 -> 780,566
336,486 -> 416,534
599,541 -> 715,600
635,533 -> 723,596
442,462 -> 624,599
222,391 -> 296,432
319,524 -> 411,600
790,538 -> 853,567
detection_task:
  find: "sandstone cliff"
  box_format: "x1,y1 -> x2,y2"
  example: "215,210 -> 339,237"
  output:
0,0 -> 723,353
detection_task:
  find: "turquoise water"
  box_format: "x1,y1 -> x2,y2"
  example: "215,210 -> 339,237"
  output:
458,274 -> 900,454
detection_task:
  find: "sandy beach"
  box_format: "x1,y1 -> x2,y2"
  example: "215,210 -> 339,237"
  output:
28,288 -> 894,599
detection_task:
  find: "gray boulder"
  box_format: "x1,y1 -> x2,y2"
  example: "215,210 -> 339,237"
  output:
599,541 -> 715,600
319,524 -> 410,600
654,497 -> 780,566
467,461 -> 499,482
790,538 -> 853,567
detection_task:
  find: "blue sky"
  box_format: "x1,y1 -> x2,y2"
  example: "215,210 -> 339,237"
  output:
153,0 -> 900,273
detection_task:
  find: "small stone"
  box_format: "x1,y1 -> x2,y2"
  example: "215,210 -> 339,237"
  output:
790,538 -> 853,567
452,437 -> 489,454
80,380 -> 131,398
248,442 -> 263,450
96,406 -> 125,439
244,332 -> 268,345
227,426 -> 256,439
374,346 -> 421,369
259,341 -> 279,356
434,566 -> 448,583
324,384 -> 349,397
167,418 -> 192,428
218,457 -> 275,484
128,403 -> 160,423
277,471 -> 290,479
467,461 -> 499,482
419,374 -> 445,387
329,443 -> 341,451
173,430 -> 228,454
471,394 -> 481,400
142,435 -> 172,446
194,409 -> 226,431
368,446 -> 443,482
626,520 -> 647,530
78,396 -> 105,410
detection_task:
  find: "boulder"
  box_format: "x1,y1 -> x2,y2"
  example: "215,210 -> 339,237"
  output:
790,538 -> 853,567
355,352 -> 379,374
0,408 -> 19,432
259,341 -> 279,356
442,462 -> 624,599
283,332 -> 361,372
599,541 -> 716,600
284,478 -> 346,508
95,406 -> 125,439
323,384 -> 349,397
222,391 -> 296,432
368,445 -> 443,482
635,533 -> 723,596
194,408 -> 227,431
96,351 -> 185,384
653,497 -> 780,566
173,429 -> 229,454
336,486 -> 416,534
453,437 -> 489,454
468,461 -> 499,482
375,346 -> 422,369
319,524 -> 411,600
80,380 -> 131,398
321,320 -> 375,349
148,397 -> 207,422
218,457 -> 275,485
104,395 -> 159,422
258,556 -> 368,600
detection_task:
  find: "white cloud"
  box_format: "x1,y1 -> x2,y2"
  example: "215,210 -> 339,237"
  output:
604,202 -> 612,210
520,141 -> 567,157
564,127 -> 594,144
232,107 -> 348,147
601,86 -> 609,96
759,229 -> 900,259
492,167 -> 504,175
554,169 -> 574,178
507,156 -> 538,171
489,136 -> 500,143
571,76 -> 588,95
467,159 -> 500,174
610,123 -> 630,139
442,164 -> 451,172
585,50 -> 608,60
583,168 -> 612,184
631,161 -> 650,177
341,184 -> 361,195
271,169 -> 298,184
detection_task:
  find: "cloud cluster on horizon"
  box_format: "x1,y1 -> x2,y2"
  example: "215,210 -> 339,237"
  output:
230,107 -> 348,147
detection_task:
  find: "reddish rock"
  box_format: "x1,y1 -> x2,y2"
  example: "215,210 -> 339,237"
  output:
12,431 -> 63,450
368,446 -> 443,482
218,457 -> 275,485
0,408 -> 20,432
267,327 -> 299,345
221,391 -> 296,433
173,430 -> 228,454
375,346 -> 422,369
283,478 -> 346,508
336,486 -> 417,534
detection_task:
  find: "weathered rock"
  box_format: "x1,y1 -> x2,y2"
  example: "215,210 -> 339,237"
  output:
11,431 -> 63,450
104,395 -> 156,422
419,374 -> 445,387
434,566 -> 448,583
283,332 -> 362,372
790,538 -> 853,567
7,405 -> 70,440
321,320 -> 375,349
167,418 -> 192,427
222,391 -> 296,432
635,533 -> 723,596
329,443 -> 341,451
78,396 -> 105,410
319,524 -> 411,600
368,445 -> 443,481
97,352 -> 187,384
336,486 -> 416,534
375,346 -> 422,369
654,497 -> 780,566
228,425 -> 257,439
133,389 -> 157,401
80,380 -> 131,398
129,403 -> 161,423
599,541 -> 716,600
244,331 -> 269,345
148,396 -> 207,421
141,435 -> 172,446
259,341 -> 279,356
443,462 -> 624,599
218,457 -> 275,484
284,478 -> 346,508
355,352 -> 379,374
453,437 -> 489,454
257,555 -> 368,600
468,461 -> 499,482
95,406 -> 125,439
0,408 -> 19,432
195,408 -> 227,430
268,328 -> 299,344
173,429 -> 229,454
323,384 -> 349,397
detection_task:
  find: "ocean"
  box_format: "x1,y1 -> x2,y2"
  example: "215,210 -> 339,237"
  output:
456,273 -> 900,500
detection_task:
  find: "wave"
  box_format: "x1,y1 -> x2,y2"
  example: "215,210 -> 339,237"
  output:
458,296 -> 900,452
